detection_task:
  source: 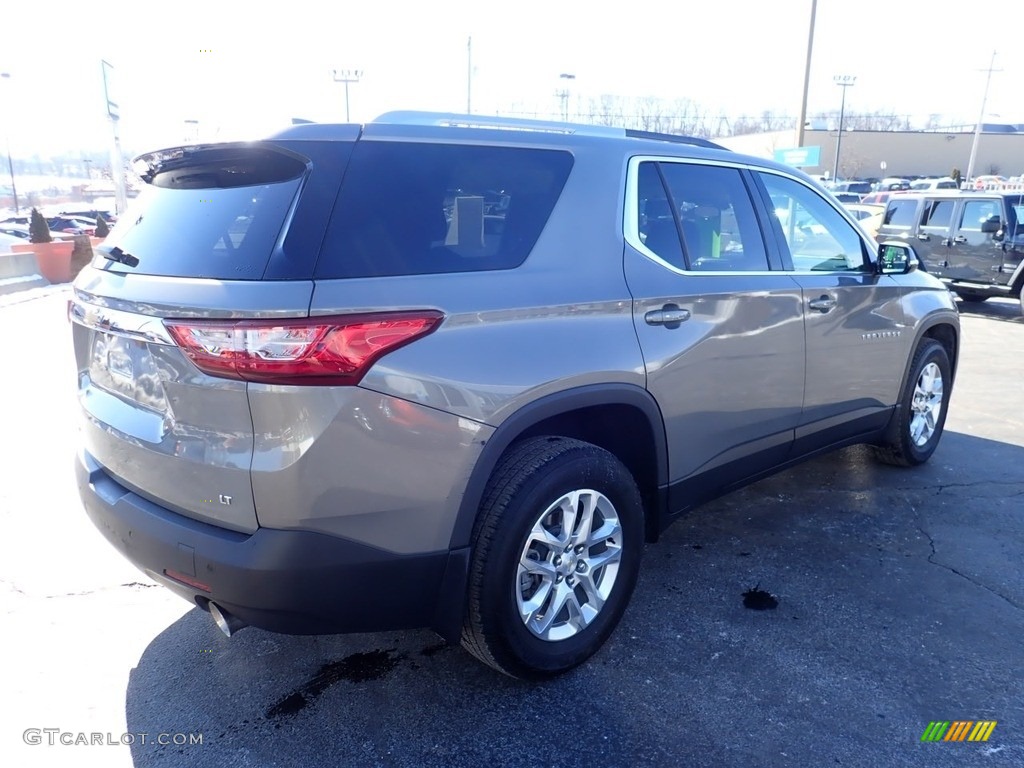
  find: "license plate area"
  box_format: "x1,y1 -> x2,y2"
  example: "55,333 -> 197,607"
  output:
89,332 -> 166,412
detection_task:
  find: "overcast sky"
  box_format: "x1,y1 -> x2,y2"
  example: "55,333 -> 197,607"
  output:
2,0 -> 1021,157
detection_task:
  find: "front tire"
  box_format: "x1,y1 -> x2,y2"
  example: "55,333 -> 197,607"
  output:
873,339 -> 951,467
461,436 -> 643,679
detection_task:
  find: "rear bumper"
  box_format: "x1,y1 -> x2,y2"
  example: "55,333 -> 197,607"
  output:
76,451 -> 468,638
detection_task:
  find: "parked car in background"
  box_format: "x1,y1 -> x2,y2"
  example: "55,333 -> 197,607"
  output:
909,178 -> 958,191
71,111 -> 960,679
844,203 -> 885,220
860,190 -> 907,206
832,192 -> 863,204
972,175 -> 1007,189
877,177 -> 911,191
57,208 -> 117,225
0,232 -> 24,251
843,202 -> 885,239
0,226 -> 30,239
876,190 -> 1024,312
1,224 -> 70,241
46,215 -> 96,236
831,180 -> 873,196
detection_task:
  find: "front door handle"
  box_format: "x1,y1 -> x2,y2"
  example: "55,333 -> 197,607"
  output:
917,233 -> 930,241
953,235 -> 968,244
808,295 -> 837,313
645,304 -> 691,326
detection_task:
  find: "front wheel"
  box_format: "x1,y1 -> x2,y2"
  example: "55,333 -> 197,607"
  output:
873,339 -> 951,467
461,436 -> 643,679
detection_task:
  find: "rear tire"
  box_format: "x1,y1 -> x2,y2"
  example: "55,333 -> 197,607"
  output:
461,436 -> 643,679
873,339 -> 951,467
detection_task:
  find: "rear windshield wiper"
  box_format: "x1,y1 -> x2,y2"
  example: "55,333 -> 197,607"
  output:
99,246 -> 140,268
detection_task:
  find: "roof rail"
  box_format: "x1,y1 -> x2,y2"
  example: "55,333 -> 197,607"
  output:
624,129 -> 728,151
372,111 -> 627,137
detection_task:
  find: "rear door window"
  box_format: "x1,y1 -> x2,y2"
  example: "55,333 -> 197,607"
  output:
315,142 -> 573,278
635,161 -> 768,271
98,145 -> 309,280
882,198 -> 919,229
921,200 -> 955,229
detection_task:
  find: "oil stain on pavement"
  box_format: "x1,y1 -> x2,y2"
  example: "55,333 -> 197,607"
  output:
266,649 -> 405,719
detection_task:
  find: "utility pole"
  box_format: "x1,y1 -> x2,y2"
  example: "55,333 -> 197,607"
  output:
556,73 -> 575,122
965,50 -> 1000,186
795,0 -> 817,149
467,36 -> 472,114
1,72 -> 19,213
101,60 -> 128,215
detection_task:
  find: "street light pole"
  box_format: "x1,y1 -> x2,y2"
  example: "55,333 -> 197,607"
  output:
832,74 -> 856,183
557,73 -> 575,122
331,69 -> 363,123
965,50 -> 999,186
1,72 -> 19,213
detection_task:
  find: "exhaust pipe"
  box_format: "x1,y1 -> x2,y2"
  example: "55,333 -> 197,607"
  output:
209,602 -> 247,638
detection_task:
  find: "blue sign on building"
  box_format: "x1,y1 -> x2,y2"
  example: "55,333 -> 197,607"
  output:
773,146 -> 821,168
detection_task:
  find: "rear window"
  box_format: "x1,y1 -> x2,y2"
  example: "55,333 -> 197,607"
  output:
96,145 -> 307,279
315,142 -> 573,278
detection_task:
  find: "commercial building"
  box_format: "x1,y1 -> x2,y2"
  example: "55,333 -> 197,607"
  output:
716,127 -> 1024,180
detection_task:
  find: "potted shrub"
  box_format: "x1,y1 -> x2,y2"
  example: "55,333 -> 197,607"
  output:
92,214 -> 110,243
69,234 -> 95,281
12,208 -> 75,282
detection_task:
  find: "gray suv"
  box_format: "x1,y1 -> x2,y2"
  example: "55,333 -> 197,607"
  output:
71,112 -> 960,679
876,190 -> 1024,311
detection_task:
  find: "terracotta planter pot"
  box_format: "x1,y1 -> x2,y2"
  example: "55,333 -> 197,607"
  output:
11,240 -> 75,283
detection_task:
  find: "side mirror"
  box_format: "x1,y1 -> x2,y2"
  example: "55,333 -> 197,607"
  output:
877,242 -> 919,275
981,217 -> 1001,234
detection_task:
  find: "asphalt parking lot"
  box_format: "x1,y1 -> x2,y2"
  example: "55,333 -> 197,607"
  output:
2,287 -> 1022,768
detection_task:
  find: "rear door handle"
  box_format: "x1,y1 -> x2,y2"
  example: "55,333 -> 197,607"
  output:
953,235 -> 968,244
916,233 -> 930,241
644,305 -> 691,326
807,295 -> 837,313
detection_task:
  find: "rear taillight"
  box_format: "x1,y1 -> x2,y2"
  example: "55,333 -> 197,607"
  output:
164,311 -> 443,385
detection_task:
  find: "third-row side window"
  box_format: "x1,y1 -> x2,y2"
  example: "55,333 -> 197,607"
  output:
316,142 -> 574,278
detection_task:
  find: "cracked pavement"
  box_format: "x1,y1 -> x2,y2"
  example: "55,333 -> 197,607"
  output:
2,291 -> 1023,768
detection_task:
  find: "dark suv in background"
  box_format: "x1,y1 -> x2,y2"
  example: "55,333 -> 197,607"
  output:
71,112 -> 959,678
877,190 -> 1024,311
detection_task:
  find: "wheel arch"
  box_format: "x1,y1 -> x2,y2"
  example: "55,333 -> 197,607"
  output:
449,384 -> 669,551
882,311 -> 959,435
916,315 -> 959,381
